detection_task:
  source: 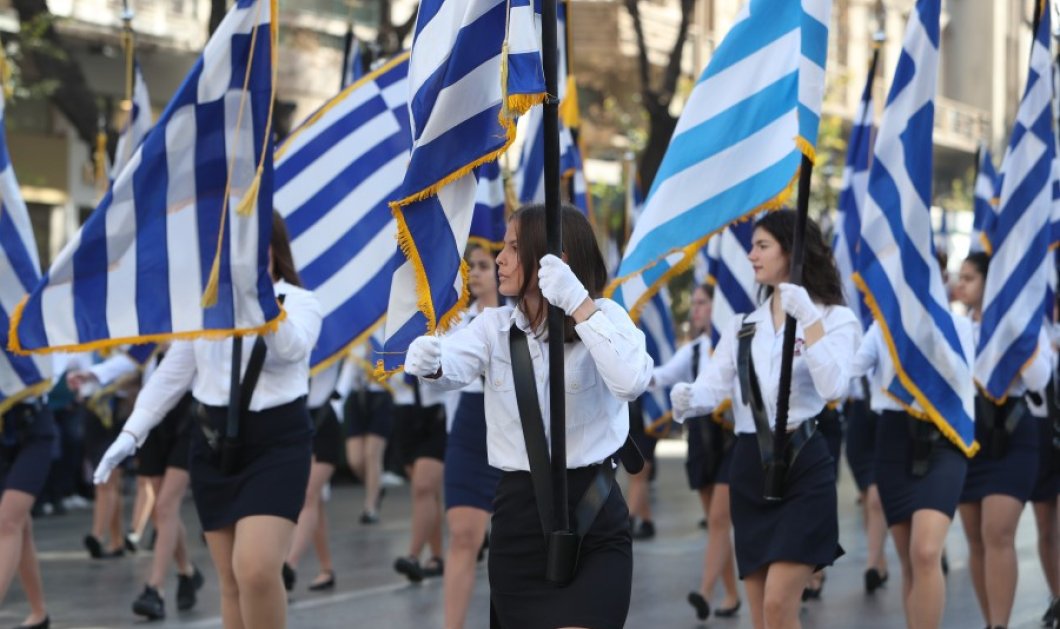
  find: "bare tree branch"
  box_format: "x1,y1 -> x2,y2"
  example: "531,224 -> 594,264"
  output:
623,0 -> 656,107
209,0 -> 227,36
659,0 -> 694,106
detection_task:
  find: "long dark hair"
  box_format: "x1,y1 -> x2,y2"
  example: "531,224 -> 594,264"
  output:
271,210 -> 301,287
754,210 -> 843,306
511,203 -> 608,335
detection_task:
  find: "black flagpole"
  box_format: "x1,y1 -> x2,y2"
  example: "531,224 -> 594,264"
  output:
767,154 -> 814,501
340,22 -> 354,90
540,0 -> 570,533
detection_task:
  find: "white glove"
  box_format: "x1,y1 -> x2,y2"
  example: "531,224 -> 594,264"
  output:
93,432 -> 137,484
778,283 -> 822,328
670,382 -> 713,423
404,335 -> 442,377
538,254 -> 589,316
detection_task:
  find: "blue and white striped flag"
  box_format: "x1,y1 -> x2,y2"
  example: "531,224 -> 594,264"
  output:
609,0 -> 831,321
379,0 -> 545,373
705,219 -> 757,347
975,5 -> 1054,403
468,160 -> 506,250
970,147 -> 999,253
854,0 -> 976,455
276,53 -> 410,374
516,104 -> 588,213
342,28 -> 364,89
112,61 -> 153,180
833,51 -> 878,330
638,287 -> 677,436
11,0 -> 280,355
0,92 -> 52,412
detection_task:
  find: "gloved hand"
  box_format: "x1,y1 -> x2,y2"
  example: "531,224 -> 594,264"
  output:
778,283 -> 822,328
93,432 -> 137,484
670,383 -> 694,418
538,254 -> 589,316
670,382 -> 712,422
404,335 -> 442,377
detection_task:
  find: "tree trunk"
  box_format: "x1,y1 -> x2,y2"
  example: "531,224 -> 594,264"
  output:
11,0 -> 101,152
209,0 -> 228,36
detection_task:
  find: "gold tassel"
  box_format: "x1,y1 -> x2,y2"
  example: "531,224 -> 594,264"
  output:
201,253 -> 221,308
235,164 -> 263,216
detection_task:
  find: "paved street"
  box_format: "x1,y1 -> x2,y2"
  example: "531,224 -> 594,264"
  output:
0,441 -> 1054,628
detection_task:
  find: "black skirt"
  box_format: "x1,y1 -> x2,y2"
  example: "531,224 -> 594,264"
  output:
137,394 -> 193,476
0,406 -> 56,497
189,397 -> 312,531
960,400 -> 1039,504
844,399 -> 878,492
874,410 -> 967,525
817,407 -> 844,478
685,416 -> 731,490
310,404 -> 343,468
489,466 -> 632,629
729,432 -> 842,578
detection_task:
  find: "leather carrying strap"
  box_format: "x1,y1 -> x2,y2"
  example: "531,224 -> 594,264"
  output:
231,336 -> 267,440
737,319 -> 775,467
573,460 -> 615,539
509,326 -> 555,539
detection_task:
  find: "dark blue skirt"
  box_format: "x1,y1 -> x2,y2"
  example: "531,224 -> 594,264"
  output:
729,432 -> 842,578
960,402 -> 1039,504
844,399 -> 878,492
875,411 -> 967,525
0,406 -> 56,498
1031,414 -> 1060,502
685,416 -> 731,490
190,397 -> 313,531
444,393 -> 501,512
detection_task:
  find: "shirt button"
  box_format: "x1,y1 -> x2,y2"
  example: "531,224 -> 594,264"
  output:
571,382 -> 579,390
494,379 -> 502,387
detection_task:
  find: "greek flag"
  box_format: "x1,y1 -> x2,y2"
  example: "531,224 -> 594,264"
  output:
275,53 -> 410,374
609,0 -> 831,321
11,0 -> 281,355
379,0 -> 545,373
0,93 -> 52,413
970,147 -> 999,253
516,105 -> 588,213
853,0 -> 976,455
975,6 -> 1054,403
833,52 -> 878,329
638,287 -> 676,437
705,219 -> 757,347
112,62 -> 153,180
469,160 -> 506,249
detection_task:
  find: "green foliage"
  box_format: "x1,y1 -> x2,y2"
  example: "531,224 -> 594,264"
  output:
4,14 -> 67,102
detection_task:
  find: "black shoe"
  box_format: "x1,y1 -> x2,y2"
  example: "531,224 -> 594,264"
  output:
864,568 -> 888,594
802,573 -> 825,601
941,551 -> 949,576
698,518 -> 708,530
715,600 -> 741,618
132,585 -> 165,620
394,556 -> 424,583
632,520 -> 656,540
282,563 -> 296,592
422,556 -> 444,578
359,510 -> 379,525
308,570 -> 335,591
1044,597 -> 1060,626
83,534 -> 102,559
124,532 -> 138,553
12,615 -> 49,629
176,566 -> 204,611
687,591 -> 710,621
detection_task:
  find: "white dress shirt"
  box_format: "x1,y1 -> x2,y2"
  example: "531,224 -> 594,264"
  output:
122,281 -> 322,445
653,334 -> 711,389
689,299 -> 861,435
426,298 -> 653,472
308,362 -> 341,409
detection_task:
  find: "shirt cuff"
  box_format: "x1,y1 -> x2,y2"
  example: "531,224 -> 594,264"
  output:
573,309 -> 613,349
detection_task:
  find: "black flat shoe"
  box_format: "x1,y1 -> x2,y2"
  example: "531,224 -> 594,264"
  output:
714,600 -> 741,618
1044,597 -> 1060,626
394,556 -> 423,583
631,520 -> 656,540
176,565 -> 204,611
686,591 -> 710,621
132,584 -> 165,620
282,563 -> 296,592
865,568 -> 888,594
12,616 -> 48,629
83,534 -> 102,559
422,557 -> 444,578
308,570 -> 335,591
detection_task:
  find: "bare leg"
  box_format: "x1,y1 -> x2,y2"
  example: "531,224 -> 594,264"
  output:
865,485 -> 889,574
17,520 -> 47,626
364,435 -> 386,514
889,521 -> 915,629
91,469 -> 121,547
0,490 -> 36,604
107,470 -> 124,552
743,567 -> 766,629
232,516 -> 296,629
1033,501 -> 1060,597
205,527 -> 242,629
443,506 -> 490,629
626,464 -> 652,524
147,468 -> 192,589
286,460 -> 334,569
761,562 -> 815,629
699,483 -> 739,607
958,502 -> 988,623
906,509 -> 953,629
980,494 -> 1024,627
311,503 -> 334,583
409,458 -> 445,559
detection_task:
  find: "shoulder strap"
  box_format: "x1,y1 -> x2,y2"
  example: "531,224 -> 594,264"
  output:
509,326 -> 554,539
228,294 -> 286,438
691,340 -> 701,380
736,316 -> 774,466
